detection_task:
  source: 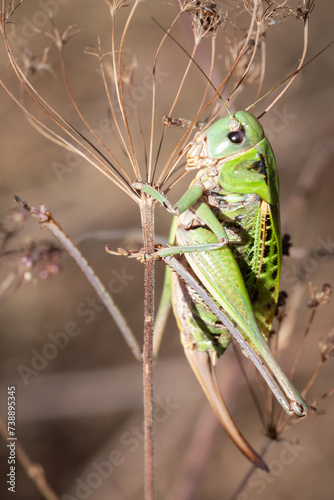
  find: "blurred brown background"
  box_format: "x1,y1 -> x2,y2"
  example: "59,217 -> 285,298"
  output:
1,1 -> 334,499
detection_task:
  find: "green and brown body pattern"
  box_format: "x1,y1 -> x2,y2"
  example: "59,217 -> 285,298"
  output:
171,111 -> 281,358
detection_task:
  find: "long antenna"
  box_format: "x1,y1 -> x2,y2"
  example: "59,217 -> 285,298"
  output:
152,18 -> 234,121
247,41 -> 334,118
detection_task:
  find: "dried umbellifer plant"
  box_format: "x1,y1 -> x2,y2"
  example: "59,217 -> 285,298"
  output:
0,1 -> 334,499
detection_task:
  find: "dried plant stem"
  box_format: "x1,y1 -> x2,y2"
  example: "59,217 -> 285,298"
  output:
140,195 -> 156,500
158,0 -> 261,187
301,359 -> 323,398
14,197 -> 142,361
167,356 -> 242,500
289,308 -> 316,382
0,417 -> 59,500
1,2 -> 137,200
57,44 -> 132,185
234,342 -> 267,429
167,404 -> 220,500
312,387 -> 334,408
228,438 -> 273,500
255,37 -> 266,100
227,13 -> 262,102
148,8 -> 185,182
258,12 -> 309,116
116,0 -> 141,179
277,356 -> 325,434
195,35 -> 217,119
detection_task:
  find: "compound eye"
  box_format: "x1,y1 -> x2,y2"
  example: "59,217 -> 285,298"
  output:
227,130 -> 244,144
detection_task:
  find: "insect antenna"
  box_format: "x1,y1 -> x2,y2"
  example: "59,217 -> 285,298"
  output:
151,17 -> 245,191
225,14 -> 263,104
0,0 -> 140,201
151,3 -> 266,191
152,19 -> 232,120
246,38 -> 333,119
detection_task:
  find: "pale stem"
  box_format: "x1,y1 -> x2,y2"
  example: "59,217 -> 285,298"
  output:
0,417 -> 59,500
15,198 -> 142,361
158,0 -> 261,187
228,438 -> 273,500
58,44 -> 133,185
140,195 -> 156,500
148,8 -> 185,183
289,308 -> 316,383
258,14 -> 309,116
301,360 -> 323,399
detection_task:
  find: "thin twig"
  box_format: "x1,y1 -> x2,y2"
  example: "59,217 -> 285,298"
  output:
117,0 -> 141,179
0,417 -> 59,500
228,438 -> 273,500
166,404 -> 220,500
1,2 -> 136,199
140,195 -> 156,500
14,197 -> 142,361
57,37 -> 133,185
256,11 -> 309,116
233,341 -> 267,429
157,0 -> 261,188
148,7 -> 185,183
289,308 -> 317,382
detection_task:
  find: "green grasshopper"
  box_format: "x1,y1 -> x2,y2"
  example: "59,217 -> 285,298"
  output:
138,108 -> 308,469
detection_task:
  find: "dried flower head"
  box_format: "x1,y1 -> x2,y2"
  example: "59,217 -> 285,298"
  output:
307,283 -> 332,309
185,1 -> 225,42
104,0 -> 134,14
296,0 -> 316,21
21,47 -> 54,77
319,330 -> 334,362
40,23 -> 83,51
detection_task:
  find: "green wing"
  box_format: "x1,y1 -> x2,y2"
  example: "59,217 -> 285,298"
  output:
175,222 -> 271,356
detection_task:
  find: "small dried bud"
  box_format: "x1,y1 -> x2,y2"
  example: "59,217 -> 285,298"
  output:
163,116 -> 193,128
296,0 -> 315,21
319,331 -> 334,362
187,1 -> 224,42
306,298 -> 318,309
21,47 -> 55,78
307,283 -> 332,308
19,242 -> 61,281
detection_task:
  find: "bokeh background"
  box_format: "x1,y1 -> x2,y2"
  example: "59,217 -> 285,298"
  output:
1,1 -> 334,499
